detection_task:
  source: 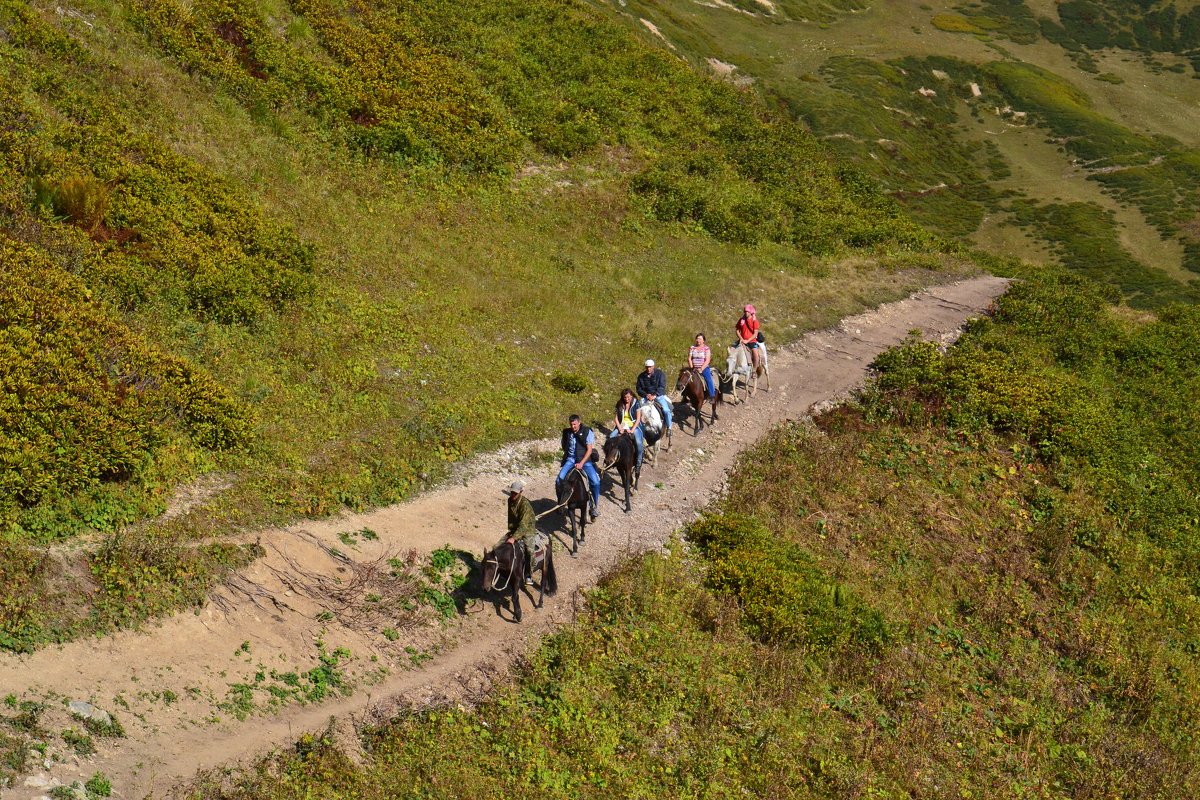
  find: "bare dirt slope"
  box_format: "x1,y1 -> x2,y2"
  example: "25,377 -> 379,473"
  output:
0,276 -> 1009,799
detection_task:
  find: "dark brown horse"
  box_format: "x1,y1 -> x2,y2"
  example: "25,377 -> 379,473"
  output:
676,367 -> 721,435
556,468 -> 590,556
480,538 -> 557,623
602,433 -> 640,513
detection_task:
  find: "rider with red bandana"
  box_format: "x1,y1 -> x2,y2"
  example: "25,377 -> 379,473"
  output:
735,304 -> 761,370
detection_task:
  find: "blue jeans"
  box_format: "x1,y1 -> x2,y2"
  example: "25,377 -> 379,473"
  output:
558,459 -> 601,507
644,395 -> 672,430
608,428 -> 644,466
700,367 -> 714,397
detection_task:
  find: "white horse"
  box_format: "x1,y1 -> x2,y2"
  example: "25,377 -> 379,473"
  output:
637,398 -> 671,465
725,343 -> 769,403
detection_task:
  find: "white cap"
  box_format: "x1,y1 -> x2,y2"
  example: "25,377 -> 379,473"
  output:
645,359 -> 655,367
507,480 -> 524,493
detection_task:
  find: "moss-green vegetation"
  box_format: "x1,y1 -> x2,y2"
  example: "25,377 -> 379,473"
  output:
1007,199 -> 1200,307
179,274 -> 1200,798
984,62 -> 1200,268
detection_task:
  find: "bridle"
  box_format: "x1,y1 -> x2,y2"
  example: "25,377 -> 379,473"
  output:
483,540 -> 520,592
678,366 -> 701,394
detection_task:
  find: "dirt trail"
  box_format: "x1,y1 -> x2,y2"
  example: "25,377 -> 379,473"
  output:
0,276 -> 1009,799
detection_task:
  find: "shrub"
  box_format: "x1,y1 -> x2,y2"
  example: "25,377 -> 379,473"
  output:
85,772 -> 113,798
549,371 -> 590,394
687,513 -> 891,652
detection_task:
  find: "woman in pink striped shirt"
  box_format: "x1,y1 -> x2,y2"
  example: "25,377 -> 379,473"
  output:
687,333 -> 715,400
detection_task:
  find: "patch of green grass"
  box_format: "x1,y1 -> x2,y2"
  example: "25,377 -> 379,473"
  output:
60,728 -> 95,757
85,773 -> 113,798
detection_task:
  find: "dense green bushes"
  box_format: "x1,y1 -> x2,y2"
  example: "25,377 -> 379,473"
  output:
0,0 -> 315,323
866,272 -> 1200,569
688,513 -> 890,651
122,0 -> 934,249
0,240 -> 253,537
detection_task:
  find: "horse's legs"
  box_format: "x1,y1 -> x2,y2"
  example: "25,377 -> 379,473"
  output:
535,559 -> 544,609
511,577 -> 522,623
623,467 -> 632,513
568,508 -> 578,557
578,506 -> 586,545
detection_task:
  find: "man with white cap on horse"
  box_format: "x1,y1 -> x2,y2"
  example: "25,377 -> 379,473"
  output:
635,358 -> 673,434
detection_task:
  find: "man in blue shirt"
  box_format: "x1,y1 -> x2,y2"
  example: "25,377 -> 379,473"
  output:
557,414 -> 601,519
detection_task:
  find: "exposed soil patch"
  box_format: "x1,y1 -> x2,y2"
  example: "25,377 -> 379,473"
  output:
0,276 -> 1009,799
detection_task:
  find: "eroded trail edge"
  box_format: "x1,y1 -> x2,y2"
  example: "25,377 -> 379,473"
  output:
0,276 -> 1009,799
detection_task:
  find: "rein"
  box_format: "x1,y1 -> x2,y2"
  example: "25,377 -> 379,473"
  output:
679,367 -> 703,397
536,470 -> 588,518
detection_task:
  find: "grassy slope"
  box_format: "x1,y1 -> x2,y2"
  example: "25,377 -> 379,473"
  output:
590,0 -> 1200,305
178,273 -> 1200,798
0,0 -> 968,648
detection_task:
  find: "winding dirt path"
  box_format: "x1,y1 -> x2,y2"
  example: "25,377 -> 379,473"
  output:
0,276 -> 1008,799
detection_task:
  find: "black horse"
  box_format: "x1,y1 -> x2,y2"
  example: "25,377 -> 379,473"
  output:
480,538 -> 557,622
602,432 -> 640,513
676,366 -> 721,435
557,468 -> 590,557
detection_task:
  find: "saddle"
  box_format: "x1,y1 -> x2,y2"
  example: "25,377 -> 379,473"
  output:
527,537 -> 547,568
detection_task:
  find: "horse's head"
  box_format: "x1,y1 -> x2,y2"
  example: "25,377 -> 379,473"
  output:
602,435 -> 620,469
675,367 -> 692,393
480,548 -> 498,592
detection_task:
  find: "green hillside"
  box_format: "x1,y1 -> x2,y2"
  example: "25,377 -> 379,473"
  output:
184,273 -> 1200,798
595,0 -> 1200,308
0,0 -> 961,648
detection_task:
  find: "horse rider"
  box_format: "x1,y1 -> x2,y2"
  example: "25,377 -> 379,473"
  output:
499,480 -> 545,585
688,333 -> 716,402
609,388 -> 645,468
736,304 -> 762,370
557,414 -> 601,520
635,359 -> 673,434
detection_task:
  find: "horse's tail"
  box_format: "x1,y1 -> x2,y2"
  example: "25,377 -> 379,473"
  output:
543,538 -> 557,596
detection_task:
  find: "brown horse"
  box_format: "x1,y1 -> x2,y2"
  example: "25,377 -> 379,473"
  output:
676,367 -> 721,435
480,538 -> 557,623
